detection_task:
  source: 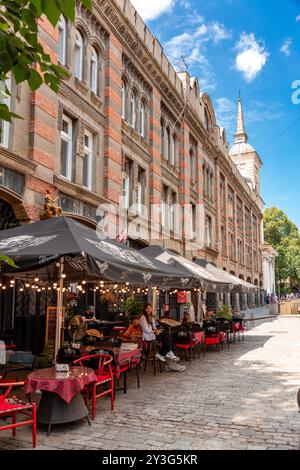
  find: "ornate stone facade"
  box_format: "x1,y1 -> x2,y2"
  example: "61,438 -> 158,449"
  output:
0,0 -> 264,286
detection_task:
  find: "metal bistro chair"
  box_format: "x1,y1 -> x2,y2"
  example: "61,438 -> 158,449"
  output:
0,381 -> 37,448
73,354 -> 114,420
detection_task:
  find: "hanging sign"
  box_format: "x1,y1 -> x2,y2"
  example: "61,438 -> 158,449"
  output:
177,291 -> 187,304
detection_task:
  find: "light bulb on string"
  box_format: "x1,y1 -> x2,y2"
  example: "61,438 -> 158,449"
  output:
62,274 -> 66,279
82,280 -> 86,285
34,276 -> 39,282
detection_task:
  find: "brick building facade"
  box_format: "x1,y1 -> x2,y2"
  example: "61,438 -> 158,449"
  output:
0,0 -> 264,290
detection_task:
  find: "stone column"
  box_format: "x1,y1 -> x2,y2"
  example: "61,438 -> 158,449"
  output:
232,293 -> 240,314
241,292 -> 248,311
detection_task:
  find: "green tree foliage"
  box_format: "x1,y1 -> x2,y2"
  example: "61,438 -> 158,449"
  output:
264,207 -> 300,290
0,0 -> 92,124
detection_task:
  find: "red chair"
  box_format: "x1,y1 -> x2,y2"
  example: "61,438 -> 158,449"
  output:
205,334 -> 221,352
0,381 -> 36,448
175,332 -> 196,362
73,354 -> 114,420
193,331 -> 206,358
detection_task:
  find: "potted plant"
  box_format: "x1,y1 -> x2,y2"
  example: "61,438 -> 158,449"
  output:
36,340 -> 55,368
123,297 -> 142,323
216,304 -> 232,321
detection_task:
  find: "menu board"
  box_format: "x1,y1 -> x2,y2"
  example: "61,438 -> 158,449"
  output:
45,306 -> 65,343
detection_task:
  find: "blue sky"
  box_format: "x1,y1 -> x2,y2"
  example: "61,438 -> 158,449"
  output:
131,0 -> 300,228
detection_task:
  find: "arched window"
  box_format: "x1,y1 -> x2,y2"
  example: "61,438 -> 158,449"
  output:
90,46 -> 98,94
166,127 -> 171,161
121,80 -> 127,120
160,118 -> 165,156
74,30 -> 84,80
140,100 -> 146,138
170,134 -> 176,166
58,16 -> 67,65
130,91 -> 137,128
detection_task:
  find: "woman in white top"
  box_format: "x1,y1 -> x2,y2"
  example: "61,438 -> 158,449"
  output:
140,304 -> 179,362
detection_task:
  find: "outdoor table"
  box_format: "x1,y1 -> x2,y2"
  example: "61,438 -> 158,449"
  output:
25,366 -> 97,435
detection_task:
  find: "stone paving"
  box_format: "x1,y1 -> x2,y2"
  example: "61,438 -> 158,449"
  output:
1,316 -> 300,450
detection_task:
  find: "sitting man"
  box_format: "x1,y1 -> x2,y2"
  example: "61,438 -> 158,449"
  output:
122,315 -> 143,342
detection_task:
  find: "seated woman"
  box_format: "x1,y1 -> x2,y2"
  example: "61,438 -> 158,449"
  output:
181,310 -> 191,325
122,315 -> 142,342
140,303 -> 179,363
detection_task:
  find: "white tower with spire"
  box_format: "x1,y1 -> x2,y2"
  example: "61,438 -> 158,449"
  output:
229,94 -> 263,195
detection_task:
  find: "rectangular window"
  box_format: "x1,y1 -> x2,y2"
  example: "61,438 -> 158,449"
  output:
170,191 -> 177,232
0,79 -> 11,148
58,17 -> 67,65
137,167 -> 146,214
220,174 -> 226,215
237,197 -> 243,230
83,131 -> 93,190
229,233 -> 235,260
245,207 -> 251,236
60,115 -> 73,180
252,215 -> 258,242
205,216 -> 212,248
191,203 -> 196,239
228,186 -> 234,219
122,159 -> 132,210
221,226 -> 226,255
162,185 -> 169,229
238,239 -> 243,265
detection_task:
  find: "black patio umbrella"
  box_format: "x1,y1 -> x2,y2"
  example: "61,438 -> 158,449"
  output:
0,216 -> 197,289
140,245 -> 234,293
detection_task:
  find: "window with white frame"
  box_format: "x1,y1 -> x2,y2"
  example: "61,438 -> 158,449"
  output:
60,115 -> 73,180
137,167 -> 146,214
205,215 -> 212,247
83,131 -> 93,190
140,100 -> 146,138
0,79 -> 11,148
162,185 -> 169,229
170,191 -> 177,232
170,134 -> 176,166
58,16 -> 67,65
74,30 -> 84,80
160,119 -> 165,156
90,47 -> 98,94
130,91 -> 137,129
122,159 -> 132,209
121,80 -> 127,120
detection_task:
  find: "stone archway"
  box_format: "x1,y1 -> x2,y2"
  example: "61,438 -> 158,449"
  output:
0,187 -> 29,226
0,198 -> 20,230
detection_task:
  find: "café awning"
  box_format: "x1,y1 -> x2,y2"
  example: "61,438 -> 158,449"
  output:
194,259 -> 259,293
140,245 -> 235,293
0,217 -> 197,288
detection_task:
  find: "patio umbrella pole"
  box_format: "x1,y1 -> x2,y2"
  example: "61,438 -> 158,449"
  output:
54,257 -> 65,363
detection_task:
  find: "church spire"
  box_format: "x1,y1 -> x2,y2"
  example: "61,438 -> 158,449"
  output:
234,93 -> 248,144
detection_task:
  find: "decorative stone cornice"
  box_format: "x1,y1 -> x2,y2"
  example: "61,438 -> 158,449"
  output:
0,148 -> 37,175
59,82 -> 106,127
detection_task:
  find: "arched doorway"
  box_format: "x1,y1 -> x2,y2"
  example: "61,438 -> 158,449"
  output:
0,198 -> 20,231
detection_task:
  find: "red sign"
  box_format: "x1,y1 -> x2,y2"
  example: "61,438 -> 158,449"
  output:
177,291 -> 187,304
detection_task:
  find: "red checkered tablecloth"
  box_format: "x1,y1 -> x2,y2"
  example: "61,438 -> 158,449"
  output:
25,367 -> 97,404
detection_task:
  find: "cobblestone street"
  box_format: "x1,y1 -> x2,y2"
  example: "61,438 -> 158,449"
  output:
1,316 -> 300,450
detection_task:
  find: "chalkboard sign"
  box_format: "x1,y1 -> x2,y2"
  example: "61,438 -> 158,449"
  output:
45,306 -> 65,343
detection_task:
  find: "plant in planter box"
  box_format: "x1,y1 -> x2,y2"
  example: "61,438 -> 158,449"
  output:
216,304 -> 232,321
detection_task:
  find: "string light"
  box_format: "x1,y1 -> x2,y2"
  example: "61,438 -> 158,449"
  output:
34,276 -> 39,282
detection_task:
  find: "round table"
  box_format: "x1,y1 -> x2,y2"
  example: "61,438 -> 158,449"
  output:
26,366 -> 97,435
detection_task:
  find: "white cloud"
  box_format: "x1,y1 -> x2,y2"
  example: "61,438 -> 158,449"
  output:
130,0 -> 174,21
164,21 -> 231,91
234,33 -> 269,82
296,14 -> 300,22
280,38 -> 292,56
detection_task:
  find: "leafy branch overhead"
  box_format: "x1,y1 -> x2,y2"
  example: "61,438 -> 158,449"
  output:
0,0 -> 92,123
